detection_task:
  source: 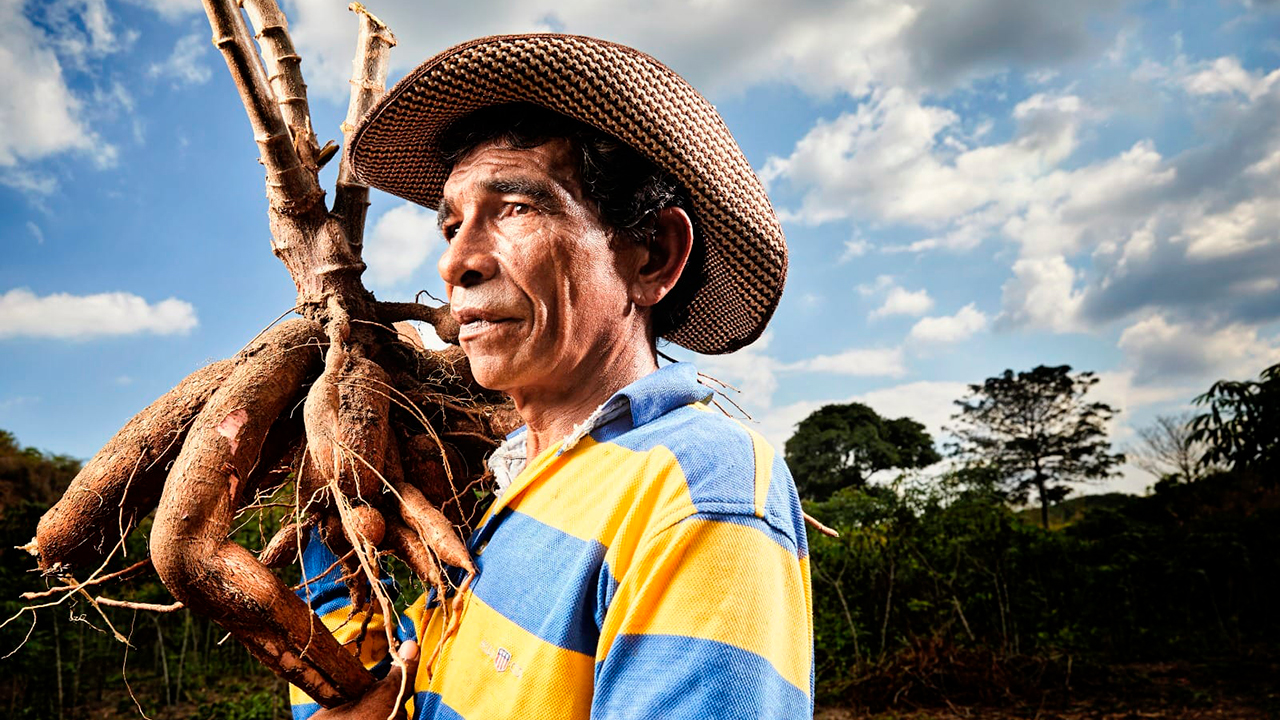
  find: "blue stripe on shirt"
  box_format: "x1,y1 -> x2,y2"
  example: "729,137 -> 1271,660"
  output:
592,406 -> 805,557
592,634 -> 810,719
764,451 -> 809,559
470,508 -> 611,656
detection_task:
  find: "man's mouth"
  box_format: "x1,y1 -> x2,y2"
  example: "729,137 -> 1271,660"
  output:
454,308 -> 516,338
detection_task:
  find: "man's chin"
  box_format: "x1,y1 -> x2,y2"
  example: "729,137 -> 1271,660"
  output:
460,352 -> 514,393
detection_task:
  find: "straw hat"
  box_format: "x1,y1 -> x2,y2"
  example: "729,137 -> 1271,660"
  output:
347,33 -> 788,355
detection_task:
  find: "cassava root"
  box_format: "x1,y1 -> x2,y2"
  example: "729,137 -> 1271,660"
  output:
25,0 -> 517,709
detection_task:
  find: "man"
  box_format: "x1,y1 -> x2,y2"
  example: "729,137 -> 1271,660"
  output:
294,34 -> 811,719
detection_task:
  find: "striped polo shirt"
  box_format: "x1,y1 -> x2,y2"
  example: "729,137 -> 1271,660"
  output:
291,362 -> 814,719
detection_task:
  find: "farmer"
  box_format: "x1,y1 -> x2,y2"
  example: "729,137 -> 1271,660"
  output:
294,34 -> 812,719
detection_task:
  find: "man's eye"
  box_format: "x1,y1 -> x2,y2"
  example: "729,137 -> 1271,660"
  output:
442,223 -> 459,241
509,202 -> 532,216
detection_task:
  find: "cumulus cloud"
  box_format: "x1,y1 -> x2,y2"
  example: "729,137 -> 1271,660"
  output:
1182,56 -> 1280,100
839,237 -> 871,263
126,0 -> 201,20
0,1 -> 101,167
0,0 -> 126,185
858,275 -> 933,319
762,88 -> 1090,230
901,0 -> 1121,90
149,33 -> 212,85
744,380 -> 968,461
363,203 -> 442,288
697,333 -> 783,408
784,347 -> 907,378
0,288 -> 198,340
1117,313 -> 1280,384
999,256 -> 1085,332
281,0 -> 1124,101
909,303 -> 988,343
871,286 -> 934,319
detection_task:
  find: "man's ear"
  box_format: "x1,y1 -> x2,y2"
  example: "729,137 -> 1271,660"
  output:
631,207 -> 693,308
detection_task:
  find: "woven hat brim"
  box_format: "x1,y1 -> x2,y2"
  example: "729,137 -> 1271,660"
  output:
347,33 -> 787,355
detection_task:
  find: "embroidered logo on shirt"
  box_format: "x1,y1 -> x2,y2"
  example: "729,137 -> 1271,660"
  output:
479,639 -> 524,677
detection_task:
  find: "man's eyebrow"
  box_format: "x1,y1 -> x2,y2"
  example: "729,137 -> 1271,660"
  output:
484,176 -> 562,211
437,198 -> 454,231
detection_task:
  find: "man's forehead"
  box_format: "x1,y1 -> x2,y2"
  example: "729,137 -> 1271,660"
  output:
448,138 -> 577,182
439,138 -> 584,209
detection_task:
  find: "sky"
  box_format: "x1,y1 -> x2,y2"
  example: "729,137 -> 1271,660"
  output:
2,0 -> 1278,496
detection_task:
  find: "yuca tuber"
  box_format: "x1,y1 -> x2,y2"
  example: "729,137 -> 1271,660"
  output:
35,357 -> 236,571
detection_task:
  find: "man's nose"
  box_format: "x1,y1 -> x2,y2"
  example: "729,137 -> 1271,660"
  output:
437,218 -> 498,289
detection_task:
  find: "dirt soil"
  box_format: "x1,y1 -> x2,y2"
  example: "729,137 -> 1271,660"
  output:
817,660 -> 1280,720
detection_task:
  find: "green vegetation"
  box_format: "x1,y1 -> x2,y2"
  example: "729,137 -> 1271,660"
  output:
950,365 -> 1124,528
806,362 -> 1280,714
786,402 -> 940,501
3,363 -> 1277,717
0,432 -> 294,719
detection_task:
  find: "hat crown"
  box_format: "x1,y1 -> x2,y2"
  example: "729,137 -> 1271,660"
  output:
349,33 -> 787,354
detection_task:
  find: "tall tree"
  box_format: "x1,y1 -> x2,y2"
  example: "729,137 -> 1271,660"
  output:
951,365 -> 1123,529
1191,362 -> 1280,474
1129,412 -> 1213,484
785,403 -> 940,501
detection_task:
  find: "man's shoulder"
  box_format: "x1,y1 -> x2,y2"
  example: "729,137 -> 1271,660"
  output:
589,401 -> 806,554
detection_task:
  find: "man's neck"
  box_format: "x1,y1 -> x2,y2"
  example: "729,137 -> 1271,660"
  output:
510,345 -> 658,460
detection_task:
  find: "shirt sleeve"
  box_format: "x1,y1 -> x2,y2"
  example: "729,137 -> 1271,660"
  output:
289,529 -> 417,720
591,511 -> 814,720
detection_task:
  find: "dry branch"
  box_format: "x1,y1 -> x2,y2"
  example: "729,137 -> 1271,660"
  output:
241,0 -> 319,168
334,2 -> 397,246
202,0 -> 321,212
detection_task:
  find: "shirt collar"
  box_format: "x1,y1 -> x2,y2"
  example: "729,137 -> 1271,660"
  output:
487,362 -> 712,495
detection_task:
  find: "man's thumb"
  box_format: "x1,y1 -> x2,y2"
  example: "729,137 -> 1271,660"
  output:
394,640 -> 420,698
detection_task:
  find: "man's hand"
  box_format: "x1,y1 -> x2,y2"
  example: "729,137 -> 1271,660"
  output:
313,641 -> 420,720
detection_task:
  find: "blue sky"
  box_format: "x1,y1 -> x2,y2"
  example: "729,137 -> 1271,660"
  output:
2,0 -> 1278,495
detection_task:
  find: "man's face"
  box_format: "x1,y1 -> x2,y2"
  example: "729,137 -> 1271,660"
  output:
436,138 -> 642,399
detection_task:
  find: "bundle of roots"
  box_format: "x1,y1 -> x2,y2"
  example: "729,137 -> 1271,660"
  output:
28,315 -> 519,705
21,0 -> 521,708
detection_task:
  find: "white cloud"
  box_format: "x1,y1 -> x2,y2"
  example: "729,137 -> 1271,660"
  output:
282,0 -> 1124,102
0,0 -> 121,175
1182,56 -> 1280,100
1176,195 -> 1280,260
871,286 -> 934,319
149,33 -> 212,85
909,303 -> 988,343
363,203 -> 442,288
697,333 -> 783,408
999,255 -> 1085,332
0,168 -> 58,196
857,274 -> 895,296
785,347 -> 907,378
25,221 -> 43,244
0,288 -> 198,340
857,275 -> 933,319
126,0 -> 201,21
839,237 -> 871,262
762,88 -> 1090,229
1117,313 -> 1280,384
853,380 -> 970,443
39,0 -> 131,69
